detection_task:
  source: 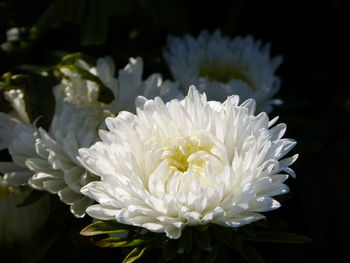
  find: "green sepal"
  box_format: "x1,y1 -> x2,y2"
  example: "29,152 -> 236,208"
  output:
203,243 -> 222,263
122,245 -> 149,263
80,220 -> 134,236
96,237 -> 146,248
243,230 -> 311,244
230,231 -> 243,251
193,228 -> 211,251
162,239 -> 179,261
179,227 -> 193,252
237,242 -> 265,263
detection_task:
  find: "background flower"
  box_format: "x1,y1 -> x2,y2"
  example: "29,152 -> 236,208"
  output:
79,87 -> 297,239
164,30 -> 282,112
0,56 -> 183,218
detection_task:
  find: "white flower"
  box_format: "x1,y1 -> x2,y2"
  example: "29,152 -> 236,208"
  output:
164,30 -> 283,112
108,57 -> 183,112
0,178 -> 50,245
55,56 -> 182,111
0,56 -> 183,218
79,86 -> 297,239
26,104 -> 108,217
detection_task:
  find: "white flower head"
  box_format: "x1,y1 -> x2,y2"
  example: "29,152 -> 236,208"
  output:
164,30 -> 283,112
54,56 -> 183,112
26,104 -> 109,217
0,56 -> 183,218
79,86 -> 297,239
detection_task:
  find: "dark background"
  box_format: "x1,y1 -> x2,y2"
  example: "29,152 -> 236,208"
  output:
0,0 -> 348,262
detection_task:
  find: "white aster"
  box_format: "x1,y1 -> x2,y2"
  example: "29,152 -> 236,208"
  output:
26,104 -> 109,217
55,56 -> 182,111
79,86 -> 297,239
108,57 -> 183,112
164,30 -> 283,112
0,178 -> 50,245
0,55 -> 183,218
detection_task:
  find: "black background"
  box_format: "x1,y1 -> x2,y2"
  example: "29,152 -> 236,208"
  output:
0,0 -> 348,262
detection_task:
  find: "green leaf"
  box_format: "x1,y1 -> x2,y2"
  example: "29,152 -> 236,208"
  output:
0,72 -> 13,91
243,231 -> 312,244
16,190 -> 46,207
80,220 -> 133,236
123,246 -> 149,263
162,239 -> 179,261
80,0 -> 109,45
179,227 -> 193,252
194,229 -> 211,251
56,64 -> 114,104
237,242 -> 265,263
60,52 -> 96,66
96,237 -> 146,248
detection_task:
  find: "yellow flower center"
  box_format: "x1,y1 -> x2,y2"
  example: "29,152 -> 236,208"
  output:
163,136 -> 213,173
198,62 -> 254,89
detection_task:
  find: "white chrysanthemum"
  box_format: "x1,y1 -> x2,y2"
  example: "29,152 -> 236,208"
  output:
164,30 -> 282,112
24,104 -> 109,217
55,56 -> 182,111
0,178 -> 50,245
108,57 -> 183,112
1,104 -> 104,217
79,87 -> 297,239
0,56 -> 183,218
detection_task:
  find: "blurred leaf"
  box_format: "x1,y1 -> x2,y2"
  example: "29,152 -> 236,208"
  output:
16,190 -> 46,207
237,242 -> 265,263
230,232 -> 243,251
122,245 -> 149,263
80,220 -> 134,236
162,239 -> 178,261
53,0 -> 87,25
96,237 -> 146,248
243,231 -> 312,244
239,224 -> 258,238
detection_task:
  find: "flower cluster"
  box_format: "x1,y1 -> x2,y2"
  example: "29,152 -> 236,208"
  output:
0,30 -> 298,260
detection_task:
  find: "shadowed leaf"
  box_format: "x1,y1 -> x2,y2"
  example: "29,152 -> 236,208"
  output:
80,220 -> 134,236
122,246 -> 149,263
